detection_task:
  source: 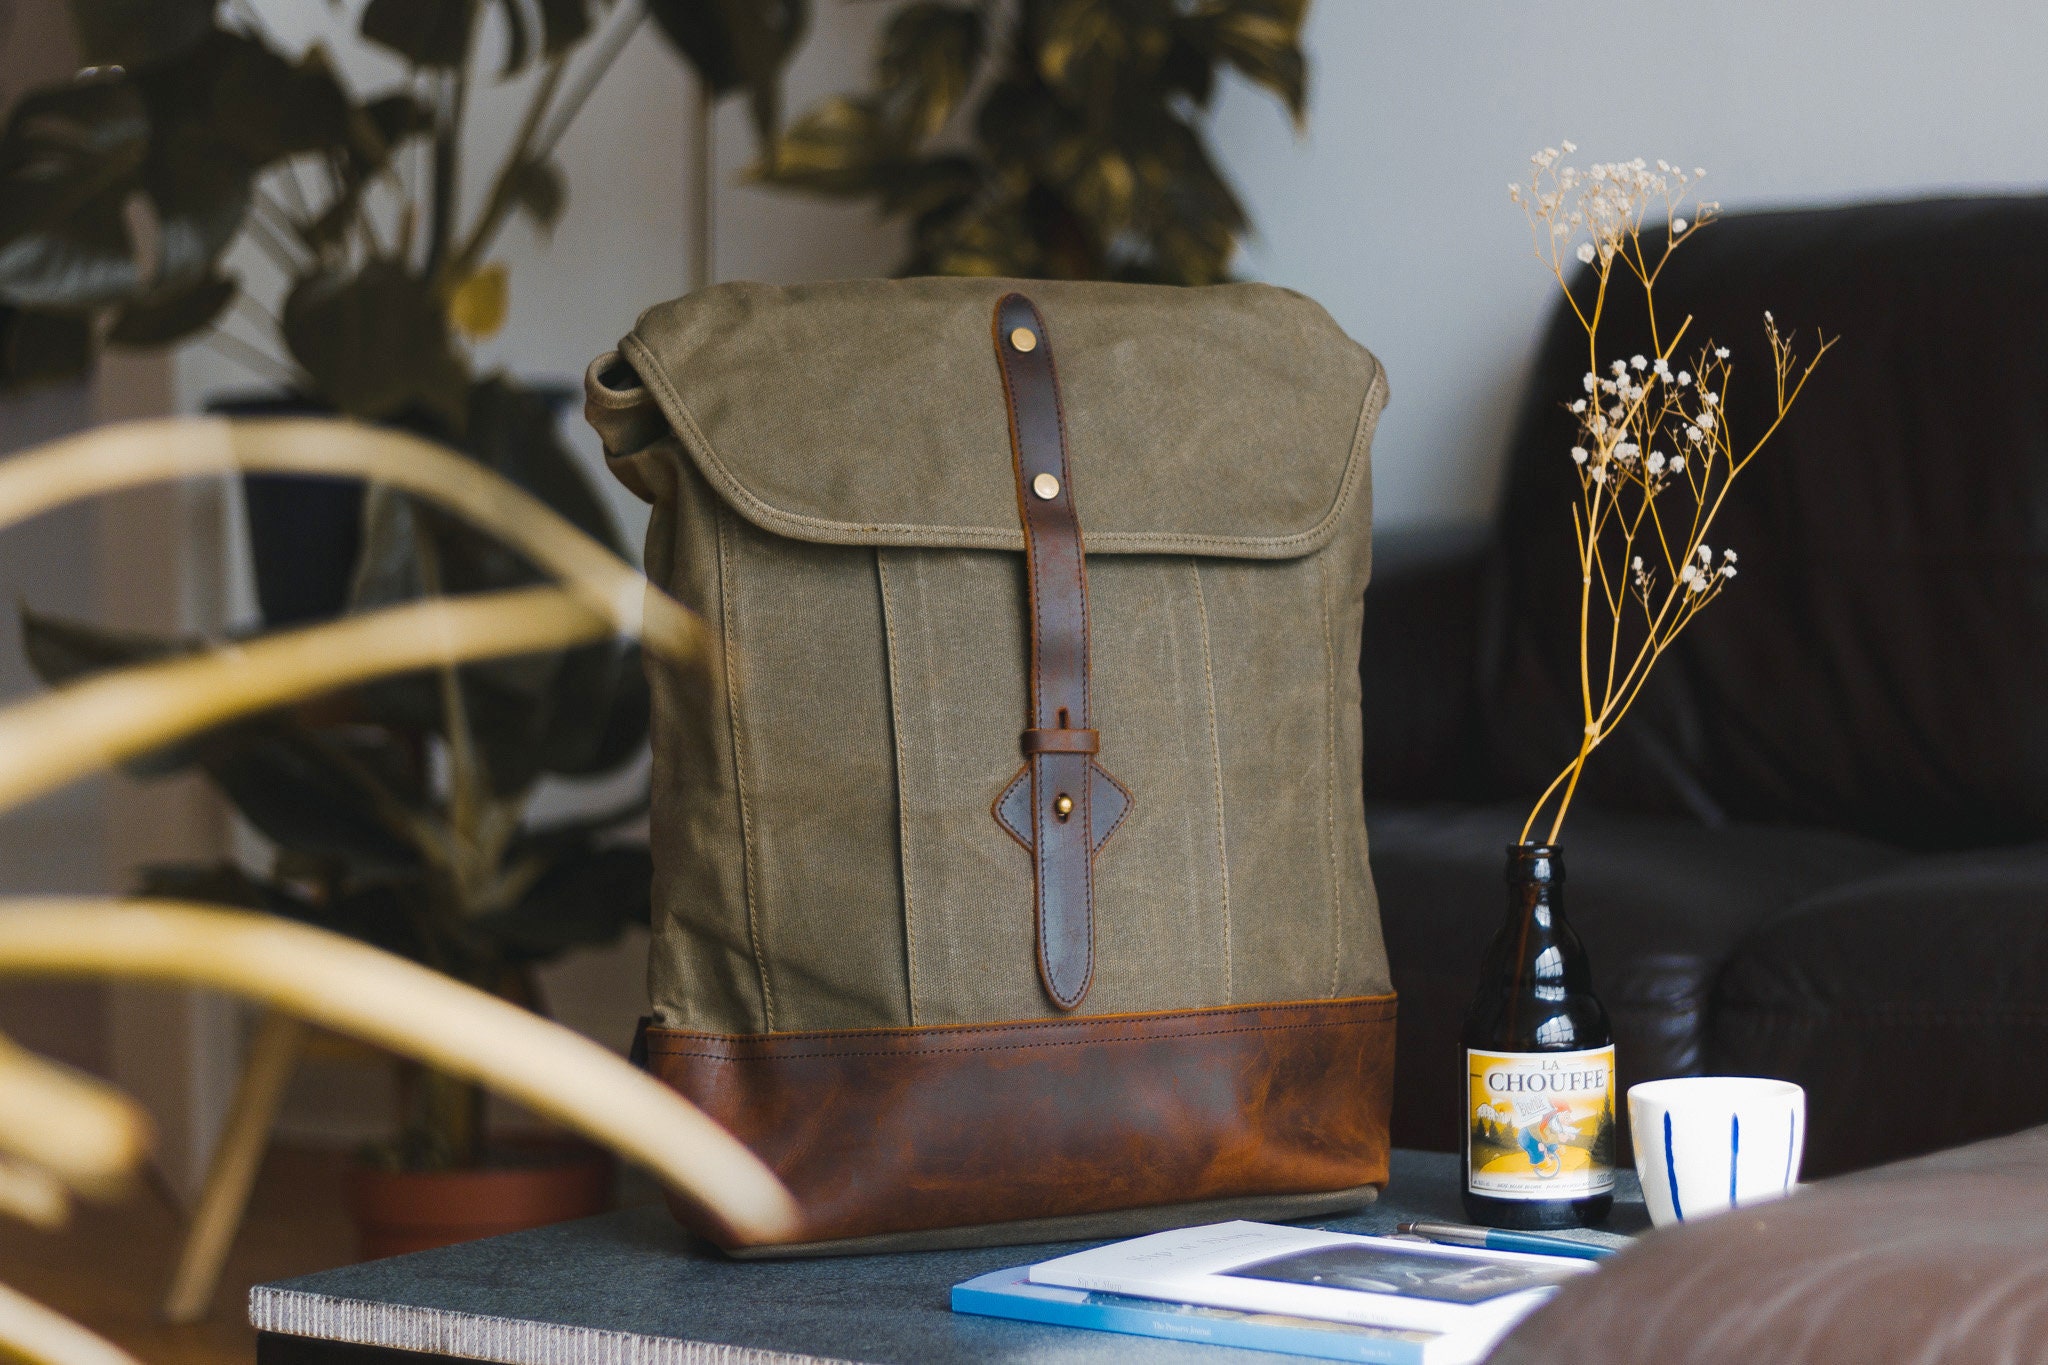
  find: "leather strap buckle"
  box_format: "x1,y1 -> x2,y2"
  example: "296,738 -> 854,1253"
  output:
1021,727 -> 1100,756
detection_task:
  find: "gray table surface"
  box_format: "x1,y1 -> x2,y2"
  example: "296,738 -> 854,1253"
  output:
252,1151 -> 1648,1364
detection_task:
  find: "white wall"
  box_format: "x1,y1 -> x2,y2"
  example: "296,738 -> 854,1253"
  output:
1210,0 -> 2048,527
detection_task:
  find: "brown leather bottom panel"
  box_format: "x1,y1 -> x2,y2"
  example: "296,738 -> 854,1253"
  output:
639,993 -> 1396,1251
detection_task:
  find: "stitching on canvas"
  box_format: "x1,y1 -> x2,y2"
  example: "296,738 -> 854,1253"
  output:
620,335 -> 1388,560
717,507 -> 775,1032
643,1011 -> 1396,1063
642,994 -> 1398,1050
1189,559 -> 1233,1005
875,550 -> 920,1027
1321,552 -> 1342,999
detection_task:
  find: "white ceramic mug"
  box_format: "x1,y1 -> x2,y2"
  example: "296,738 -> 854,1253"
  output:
1628,1076 -> 1805,1228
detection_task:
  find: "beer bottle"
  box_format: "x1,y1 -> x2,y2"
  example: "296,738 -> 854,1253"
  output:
1462,843 -> 1615,1229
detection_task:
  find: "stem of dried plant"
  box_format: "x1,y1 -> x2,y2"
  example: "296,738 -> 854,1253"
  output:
1508,148 -> 1834,845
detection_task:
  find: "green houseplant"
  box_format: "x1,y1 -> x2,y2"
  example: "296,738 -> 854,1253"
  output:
758,0 -> 1311,283
0,0 -> 806,1222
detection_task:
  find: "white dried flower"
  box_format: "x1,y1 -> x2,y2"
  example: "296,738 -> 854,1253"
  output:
1591,467 -> 1608,484
1676,370 -> 1692,386
1576,243 -> 1596,264
1715,346 -> 1730,359
1696,543 -> 1713,563
1610,359 -> 1628,377
1646,451 -> 1666,474
1724,550 -> 1737,562
1721,564 -> 1737,579
1570,446 -> 1589,464
1615,441 -> 1639,461
1562,140 -> 1577,152
1629,354 -> 1648,371
1698,411 -> 1717,432
1632,555 -> 1644,571
1583,372 -> 1599,393
1685,425 -> 1703,443
1672,217 -> 1688,234
1668,455 -> 1684,472
1764,310 -> 1774,323
1591,415 -> 1608,436
1703,392 -> 1719,408
1570,398 -> 1587,413
1652,357 -> 1670,376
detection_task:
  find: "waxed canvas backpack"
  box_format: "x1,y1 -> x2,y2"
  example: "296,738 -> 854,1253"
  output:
586,276 -> 1395,1255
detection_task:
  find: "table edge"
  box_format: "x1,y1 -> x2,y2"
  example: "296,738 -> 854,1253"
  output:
249,1286 -> 857,1365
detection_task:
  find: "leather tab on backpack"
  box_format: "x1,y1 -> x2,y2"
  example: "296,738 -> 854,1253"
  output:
1021,727 -> 1100,755
990,292 -> 1129,1011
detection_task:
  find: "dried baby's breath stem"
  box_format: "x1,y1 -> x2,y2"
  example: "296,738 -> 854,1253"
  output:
1510,147 -> 1833,845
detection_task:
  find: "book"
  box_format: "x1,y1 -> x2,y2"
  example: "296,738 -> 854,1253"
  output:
1024,1221 -> 1590,1354
953,1265 -> 1452,1364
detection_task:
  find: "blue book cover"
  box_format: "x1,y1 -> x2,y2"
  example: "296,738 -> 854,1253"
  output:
953,1266 -> 1450,1364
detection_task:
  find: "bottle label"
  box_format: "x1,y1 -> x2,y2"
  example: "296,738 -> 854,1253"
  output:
1466,1045 -> 1617,1199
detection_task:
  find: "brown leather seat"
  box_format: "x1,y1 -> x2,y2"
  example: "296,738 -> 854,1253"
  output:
1490,1124 -> 2048,1364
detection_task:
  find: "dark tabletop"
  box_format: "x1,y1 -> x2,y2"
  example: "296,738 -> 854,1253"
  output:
252,1151 -> 1647,1364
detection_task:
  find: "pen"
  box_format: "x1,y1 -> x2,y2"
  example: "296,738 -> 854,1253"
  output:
1395,1220 -> 1616,1261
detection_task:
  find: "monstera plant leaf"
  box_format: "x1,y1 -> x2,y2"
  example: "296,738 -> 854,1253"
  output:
360,0 -> 478,69
66,0 -> 217,70
0,306 -> 94,388
17,609 -> 212,775
137,861 -> 435,962
0,78 -> 150,307
16,604 -> 439,862
0,26 -> 352,316
760,0 -> 1307,286
1176,0 -> 1310,120
282,262 -> 470,427
336,376 -> 647,798
473,843 -> 652,962
878,3 -> 984,141
647,0 -> 811,147
106,272 -> 236,346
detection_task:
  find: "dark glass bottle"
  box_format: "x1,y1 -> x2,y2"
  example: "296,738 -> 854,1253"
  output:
1461,844 -> 1615,1229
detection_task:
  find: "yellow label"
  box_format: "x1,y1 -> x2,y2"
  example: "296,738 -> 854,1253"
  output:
1466,1046 -> 1616,1199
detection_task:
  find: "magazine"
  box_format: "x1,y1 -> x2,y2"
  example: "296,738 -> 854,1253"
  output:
954,1265 -> 1454,1364
1026,1221 -> 1588,1344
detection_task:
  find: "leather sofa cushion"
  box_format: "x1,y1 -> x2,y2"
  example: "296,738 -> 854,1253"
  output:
1372,803 -> 1902,1157
1713,843 -> 2048,1177
1492,1124 -> 2048,1365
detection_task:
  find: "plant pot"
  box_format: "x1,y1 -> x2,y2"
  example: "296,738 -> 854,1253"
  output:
344,1140 -> 614,1261
207,393 -> 367,629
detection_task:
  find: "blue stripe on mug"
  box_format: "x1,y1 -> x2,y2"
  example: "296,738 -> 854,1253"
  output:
1783,1110 -> 1795,1190
1663,1111 -> 1684,1222
1729,1114 -> 1740,1205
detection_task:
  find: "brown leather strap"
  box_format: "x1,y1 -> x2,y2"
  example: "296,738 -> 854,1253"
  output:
1021,727 -> 1100,755
991,292 -> 1126,1010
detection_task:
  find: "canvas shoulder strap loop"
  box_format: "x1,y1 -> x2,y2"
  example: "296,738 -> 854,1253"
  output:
988,292 -> 1132,1010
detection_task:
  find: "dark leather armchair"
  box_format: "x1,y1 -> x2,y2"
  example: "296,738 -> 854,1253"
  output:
1365,196 -> 2048,1177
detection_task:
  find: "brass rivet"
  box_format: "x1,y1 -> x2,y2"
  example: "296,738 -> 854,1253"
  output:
1032,472 -> 1061,500
1055,794 -> 1074,818
1010,326 -> 1038,352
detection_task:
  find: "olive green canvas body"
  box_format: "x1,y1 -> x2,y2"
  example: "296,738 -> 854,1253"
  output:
590,276 -> 1390,1035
